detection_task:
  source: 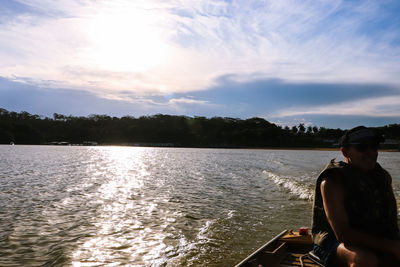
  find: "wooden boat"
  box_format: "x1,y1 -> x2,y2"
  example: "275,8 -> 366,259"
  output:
235,230 -> 324,267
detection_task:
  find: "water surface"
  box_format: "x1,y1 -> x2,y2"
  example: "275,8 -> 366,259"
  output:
0,146 -> 398,266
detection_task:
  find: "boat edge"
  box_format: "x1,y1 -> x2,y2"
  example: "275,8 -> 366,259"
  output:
234,230 -> 288,267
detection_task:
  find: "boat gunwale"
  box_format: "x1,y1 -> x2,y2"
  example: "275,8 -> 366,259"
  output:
234,230 -> 288,267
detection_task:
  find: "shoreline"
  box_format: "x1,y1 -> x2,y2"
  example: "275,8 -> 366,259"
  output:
248,147 -> 399,152
2,144 -> 398,152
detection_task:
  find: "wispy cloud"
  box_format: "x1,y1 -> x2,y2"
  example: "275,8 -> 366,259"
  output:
0,77 -> 221,117
271,95 -> 400,118
169,97 -> 210,105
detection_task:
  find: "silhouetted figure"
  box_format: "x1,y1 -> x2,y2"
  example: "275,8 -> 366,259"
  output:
312,126 -> 400,267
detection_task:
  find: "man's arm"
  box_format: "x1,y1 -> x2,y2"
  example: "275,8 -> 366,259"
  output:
321,173 -> 400,257
382,169 -> 400,240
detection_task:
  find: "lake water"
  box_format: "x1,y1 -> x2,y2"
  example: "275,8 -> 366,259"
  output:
0,146 -> 399,266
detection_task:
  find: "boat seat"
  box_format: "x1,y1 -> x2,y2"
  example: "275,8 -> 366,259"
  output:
306,251 -> 325,267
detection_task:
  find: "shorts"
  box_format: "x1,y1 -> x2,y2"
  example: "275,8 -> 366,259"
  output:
312,239 -> 341,267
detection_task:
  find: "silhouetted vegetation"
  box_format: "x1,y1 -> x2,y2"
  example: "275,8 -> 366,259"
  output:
0,108 -> 399,149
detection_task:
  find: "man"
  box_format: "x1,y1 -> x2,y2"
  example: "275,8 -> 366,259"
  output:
311,126 -> 400,267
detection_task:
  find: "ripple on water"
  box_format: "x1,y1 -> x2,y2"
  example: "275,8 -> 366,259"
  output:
1,146 -> 398,266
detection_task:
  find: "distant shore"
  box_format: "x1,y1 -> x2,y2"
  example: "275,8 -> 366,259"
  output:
3,143 -> 399,152
2,109 -> 399,151
248,147 -> 399,152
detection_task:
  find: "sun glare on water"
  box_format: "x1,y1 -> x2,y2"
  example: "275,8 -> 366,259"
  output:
83,6 -> 168,73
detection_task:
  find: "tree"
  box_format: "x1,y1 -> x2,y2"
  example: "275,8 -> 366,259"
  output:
53,113 -> 66,121
298,123 -> 306,134
0,107 -> 395,148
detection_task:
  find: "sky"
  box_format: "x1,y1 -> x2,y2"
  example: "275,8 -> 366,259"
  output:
1,0 -> 400,129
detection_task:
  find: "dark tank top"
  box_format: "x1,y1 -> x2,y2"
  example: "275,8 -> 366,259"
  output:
311,160 -> 399,247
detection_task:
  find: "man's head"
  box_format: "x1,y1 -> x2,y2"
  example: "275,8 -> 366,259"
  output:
339,126 -> 384,172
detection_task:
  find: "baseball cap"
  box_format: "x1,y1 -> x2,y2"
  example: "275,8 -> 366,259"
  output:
339,126 -> 384,147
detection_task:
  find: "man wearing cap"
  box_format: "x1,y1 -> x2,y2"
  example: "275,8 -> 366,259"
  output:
311,126 -> 400,267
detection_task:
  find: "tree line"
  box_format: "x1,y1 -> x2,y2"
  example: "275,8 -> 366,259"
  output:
0,108 -> 399,149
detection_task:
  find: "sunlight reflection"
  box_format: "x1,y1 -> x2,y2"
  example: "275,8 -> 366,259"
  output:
69,147 -> 198,266
71,147 -> 159,266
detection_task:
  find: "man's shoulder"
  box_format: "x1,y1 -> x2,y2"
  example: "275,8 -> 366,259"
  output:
316,160 -> 345,190
327,158 -> 346,167
320,159 -> 346,178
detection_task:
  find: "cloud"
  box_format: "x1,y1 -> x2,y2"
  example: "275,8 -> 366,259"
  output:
172,76 -> 400,125
169,97 -> 210,105
183,76 -> 400,111
0,0 -> 399,99
268,113 -> 400,129
0,77 -> 219,117
2,76 -> 400,128
271,95 -> 400,118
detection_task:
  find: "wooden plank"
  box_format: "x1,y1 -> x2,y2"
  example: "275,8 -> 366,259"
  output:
279,232 -> 312,245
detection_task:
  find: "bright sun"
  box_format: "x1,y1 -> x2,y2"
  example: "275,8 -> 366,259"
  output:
84,6 -> 167,73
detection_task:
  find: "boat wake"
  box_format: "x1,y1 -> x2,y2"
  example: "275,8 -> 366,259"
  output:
263,170 -> 314,201
166,209 -> 237,266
